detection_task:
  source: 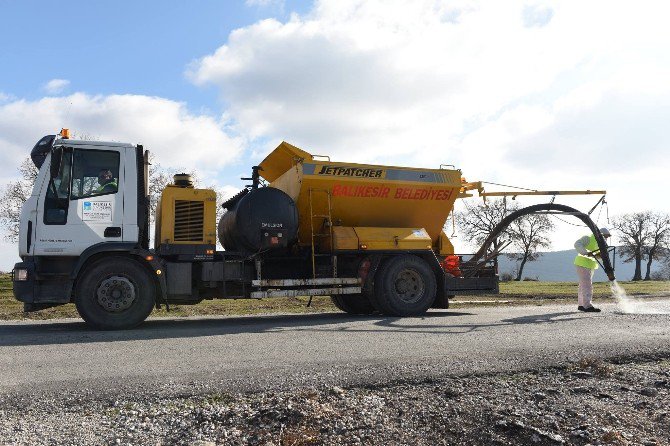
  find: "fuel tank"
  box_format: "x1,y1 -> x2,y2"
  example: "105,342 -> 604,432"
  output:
218,187 -> 299,253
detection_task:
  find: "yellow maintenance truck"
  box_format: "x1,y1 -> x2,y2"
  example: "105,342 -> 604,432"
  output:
12,132 -> 615,329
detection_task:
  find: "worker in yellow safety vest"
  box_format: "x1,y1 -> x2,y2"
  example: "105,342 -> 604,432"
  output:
96,169 -> 118,194
574,228 -> 611,312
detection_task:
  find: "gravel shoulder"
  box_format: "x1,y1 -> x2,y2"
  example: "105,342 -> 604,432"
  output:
2,299 -> 670,445
1,356 -> 668,445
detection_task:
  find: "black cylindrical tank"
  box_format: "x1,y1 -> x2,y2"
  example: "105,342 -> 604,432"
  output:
218,187 -> 299,253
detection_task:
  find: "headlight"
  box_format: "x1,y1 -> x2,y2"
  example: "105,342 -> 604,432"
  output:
14,268 -> 28,281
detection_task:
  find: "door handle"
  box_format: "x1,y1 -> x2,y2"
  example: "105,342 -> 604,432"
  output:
104,227 -> 122,238
27,221 -> 33,252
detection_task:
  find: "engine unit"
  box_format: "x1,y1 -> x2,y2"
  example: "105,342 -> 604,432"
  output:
155,176 -> 217,254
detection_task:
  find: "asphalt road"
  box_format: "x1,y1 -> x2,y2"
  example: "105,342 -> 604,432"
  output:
1,302 -> 669,398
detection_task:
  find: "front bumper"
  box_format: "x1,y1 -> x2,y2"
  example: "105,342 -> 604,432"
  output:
12,258 -> 71,309
12,260 -> 36,303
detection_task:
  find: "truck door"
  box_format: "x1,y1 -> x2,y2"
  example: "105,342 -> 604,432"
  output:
18,155 -> 50,257
34,146 -> 125,256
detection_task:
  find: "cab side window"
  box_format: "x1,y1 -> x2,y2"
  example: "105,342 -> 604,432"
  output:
44,148 -> 73,225
70,149 -> 120,200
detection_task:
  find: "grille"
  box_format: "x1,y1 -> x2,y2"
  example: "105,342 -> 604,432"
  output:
173,200 -> 205,242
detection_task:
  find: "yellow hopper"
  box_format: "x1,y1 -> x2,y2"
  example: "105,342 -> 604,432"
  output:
259,142 -> 461,255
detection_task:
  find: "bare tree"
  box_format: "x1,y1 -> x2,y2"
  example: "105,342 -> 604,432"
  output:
0,151 -> 219,243
654,252 -> 670,280
70,131 -> 99,141
0,153 -> 183,240
455,198 -> 518,254
612,212 -> 651,281
0,132 -> 99,242
0,157 -> 39,242
148,160 -> 178,222
505,213 -> 554,281
146,157 -> 231,224
209,184 -> 231,224
642,212 -> 670,280
147,154 -> 203,223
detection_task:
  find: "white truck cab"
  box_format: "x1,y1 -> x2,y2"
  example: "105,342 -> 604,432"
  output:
13,132 -> 154,323
20,137 -> 140,257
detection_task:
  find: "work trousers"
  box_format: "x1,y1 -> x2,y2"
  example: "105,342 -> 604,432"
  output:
576,265 -> 594,307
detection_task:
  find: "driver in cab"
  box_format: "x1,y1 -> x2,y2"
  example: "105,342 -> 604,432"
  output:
95,169 -> 117,194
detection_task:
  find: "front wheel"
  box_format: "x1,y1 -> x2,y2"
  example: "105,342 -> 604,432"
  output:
75,257 -> 156,330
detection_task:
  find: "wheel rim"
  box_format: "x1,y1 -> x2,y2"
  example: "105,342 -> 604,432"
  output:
96,276 -> 136,312
393,268 -> 425,304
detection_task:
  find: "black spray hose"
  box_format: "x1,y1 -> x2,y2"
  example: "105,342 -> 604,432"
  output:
466,203 -> 616,281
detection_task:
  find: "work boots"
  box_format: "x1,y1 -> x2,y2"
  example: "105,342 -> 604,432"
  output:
578,306 -> 601,313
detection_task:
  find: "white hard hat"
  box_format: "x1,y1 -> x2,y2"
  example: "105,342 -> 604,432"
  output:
599,227 -> 611,237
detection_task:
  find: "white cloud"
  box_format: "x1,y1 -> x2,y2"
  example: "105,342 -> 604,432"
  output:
522,3 -> 554,28
189,0 -> 670,250
218,184 -> 242,199
507,83 -> 670,174
0,93 -> 246,270
0,93 -> 244,181
43,79 -> 71,94
190,1 -> 654,161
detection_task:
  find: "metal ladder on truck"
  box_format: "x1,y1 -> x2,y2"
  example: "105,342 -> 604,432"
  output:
249,189 -> 361,299
308,188 -> 337,279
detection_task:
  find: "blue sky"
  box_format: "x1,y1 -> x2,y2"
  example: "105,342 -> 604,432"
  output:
1,0 -> 669,270
1,0 -> 310,112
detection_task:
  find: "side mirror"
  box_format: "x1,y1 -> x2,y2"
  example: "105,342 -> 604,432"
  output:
50,147 -> 63,179
30,135 -> 56,169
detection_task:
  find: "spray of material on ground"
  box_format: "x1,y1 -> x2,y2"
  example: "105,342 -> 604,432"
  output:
611,280 -> 670,314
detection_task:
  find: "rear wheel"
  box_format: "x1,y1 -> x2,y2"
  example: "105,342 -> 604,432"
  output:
75,257 -> 155,330
331,294 -> 376,315
373,255 -> 436,316
432,295 -> 452,309
432,272 -> 454,309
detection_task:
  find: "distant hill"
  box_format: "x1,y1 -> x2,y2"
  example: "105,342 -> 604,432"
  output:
496,249 -> 661,282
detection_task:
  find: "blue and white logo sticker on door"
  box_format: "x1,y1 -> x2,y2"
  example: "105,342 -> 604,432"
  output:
82,201 -> 112,221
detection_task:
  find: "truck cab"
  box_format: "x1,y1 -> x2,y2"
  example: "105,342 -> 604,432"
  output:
13,132 -> 151,314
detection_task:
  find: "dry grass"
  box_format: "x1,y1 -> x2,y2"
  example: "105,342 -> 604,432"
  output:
1,273 -> 669,322
602,430 -> 627,445
500,280 -> 670,297
279,426 -> 322,446
570,357 -> 615,377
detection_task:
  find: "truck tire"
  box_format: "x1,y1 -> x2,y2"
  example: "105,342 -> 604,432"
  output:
75,257 -> 155,330
331,294 -> 376,315
373,255 -> 436,316
432,295 -> 452,309
432,272 -> 454,309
